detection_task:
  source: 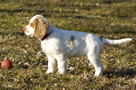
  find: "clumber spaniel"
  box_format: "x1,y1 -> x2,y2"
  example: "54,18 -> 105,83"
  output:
23,15 -> 132,77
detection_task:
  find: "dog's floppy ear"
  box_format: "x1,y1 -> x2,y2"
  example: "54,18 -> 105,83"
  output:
34,17 -> 49,39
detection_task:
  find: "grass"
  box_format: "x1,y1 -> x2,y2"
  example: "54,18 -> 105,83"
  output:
0,0 -> 136,89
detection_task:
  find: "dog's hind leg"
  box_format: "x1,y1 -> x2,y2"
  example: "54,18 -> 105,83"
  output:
87,45 -> 104,77
87,52 -> 103,77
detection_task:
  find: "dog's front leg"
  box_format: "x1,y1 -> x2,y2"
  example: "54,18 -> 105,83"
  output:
46,55 -> 57,74
56,54 -> 67,74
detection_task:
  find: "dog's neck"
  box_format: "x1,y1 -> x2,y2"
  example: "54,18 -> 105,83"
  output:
41,30 -> 53,41
41,22 -> 54,41
41,23 -> 56,41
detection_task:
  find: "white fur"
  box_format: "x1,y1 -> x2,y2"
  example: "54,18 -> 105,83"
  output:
24,25 -> 34,37
24,15 -> 132,77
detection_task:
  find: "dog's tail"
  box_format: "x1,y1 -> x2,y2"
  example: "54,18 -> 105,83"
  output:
102,38 -> 132,45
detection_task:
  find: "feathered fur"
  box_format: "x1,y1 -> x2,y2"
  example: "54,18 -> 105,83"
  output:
23,15 -> 132,77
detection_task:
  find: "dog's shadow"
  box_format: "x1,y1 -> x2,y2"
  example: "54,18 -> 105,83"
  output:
103,68 -> 136,78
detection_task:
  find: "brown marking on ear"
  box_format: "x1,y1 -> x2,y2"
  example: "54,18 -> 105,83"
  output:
70,35 -> 75,46
34,17 -> 49,39
99,37 -> 103,41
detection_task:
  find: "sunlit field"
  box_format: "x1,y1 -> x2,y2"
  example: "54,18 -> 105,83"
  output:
0,0 -> 136,89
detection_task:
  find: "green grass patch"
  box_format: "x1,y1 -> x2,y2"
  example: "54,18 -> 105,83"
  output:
0,0 -> 135,89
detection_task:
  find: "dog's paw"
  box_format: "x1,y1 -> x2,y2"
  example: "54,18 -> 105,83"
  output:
46,70 -> 54,74
57,70 -> 66,75
94,74 -> 102,77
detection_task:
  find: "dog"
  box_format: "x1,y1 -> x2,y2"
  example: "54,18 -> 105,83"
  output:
23,15 -> 132,77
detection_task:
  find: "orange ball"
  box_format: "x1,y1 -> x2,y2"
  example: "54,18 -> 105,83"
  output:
1,59 -> 13,69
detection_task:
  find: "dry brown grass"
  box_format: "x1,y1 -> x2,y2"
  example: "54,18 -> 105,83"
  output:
0,0 -> 136,89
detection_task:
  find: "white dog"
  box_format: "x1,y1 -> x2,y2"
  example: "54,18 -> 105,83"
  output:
23,15 -> 132,77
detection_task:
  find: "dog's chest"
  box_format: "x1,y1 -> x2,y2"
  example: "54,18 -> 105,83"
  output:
41,40 -> 64,56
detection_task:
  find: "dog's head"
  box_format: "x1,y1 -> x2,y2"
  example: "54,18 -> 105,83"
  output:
23,15 -> 49,39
